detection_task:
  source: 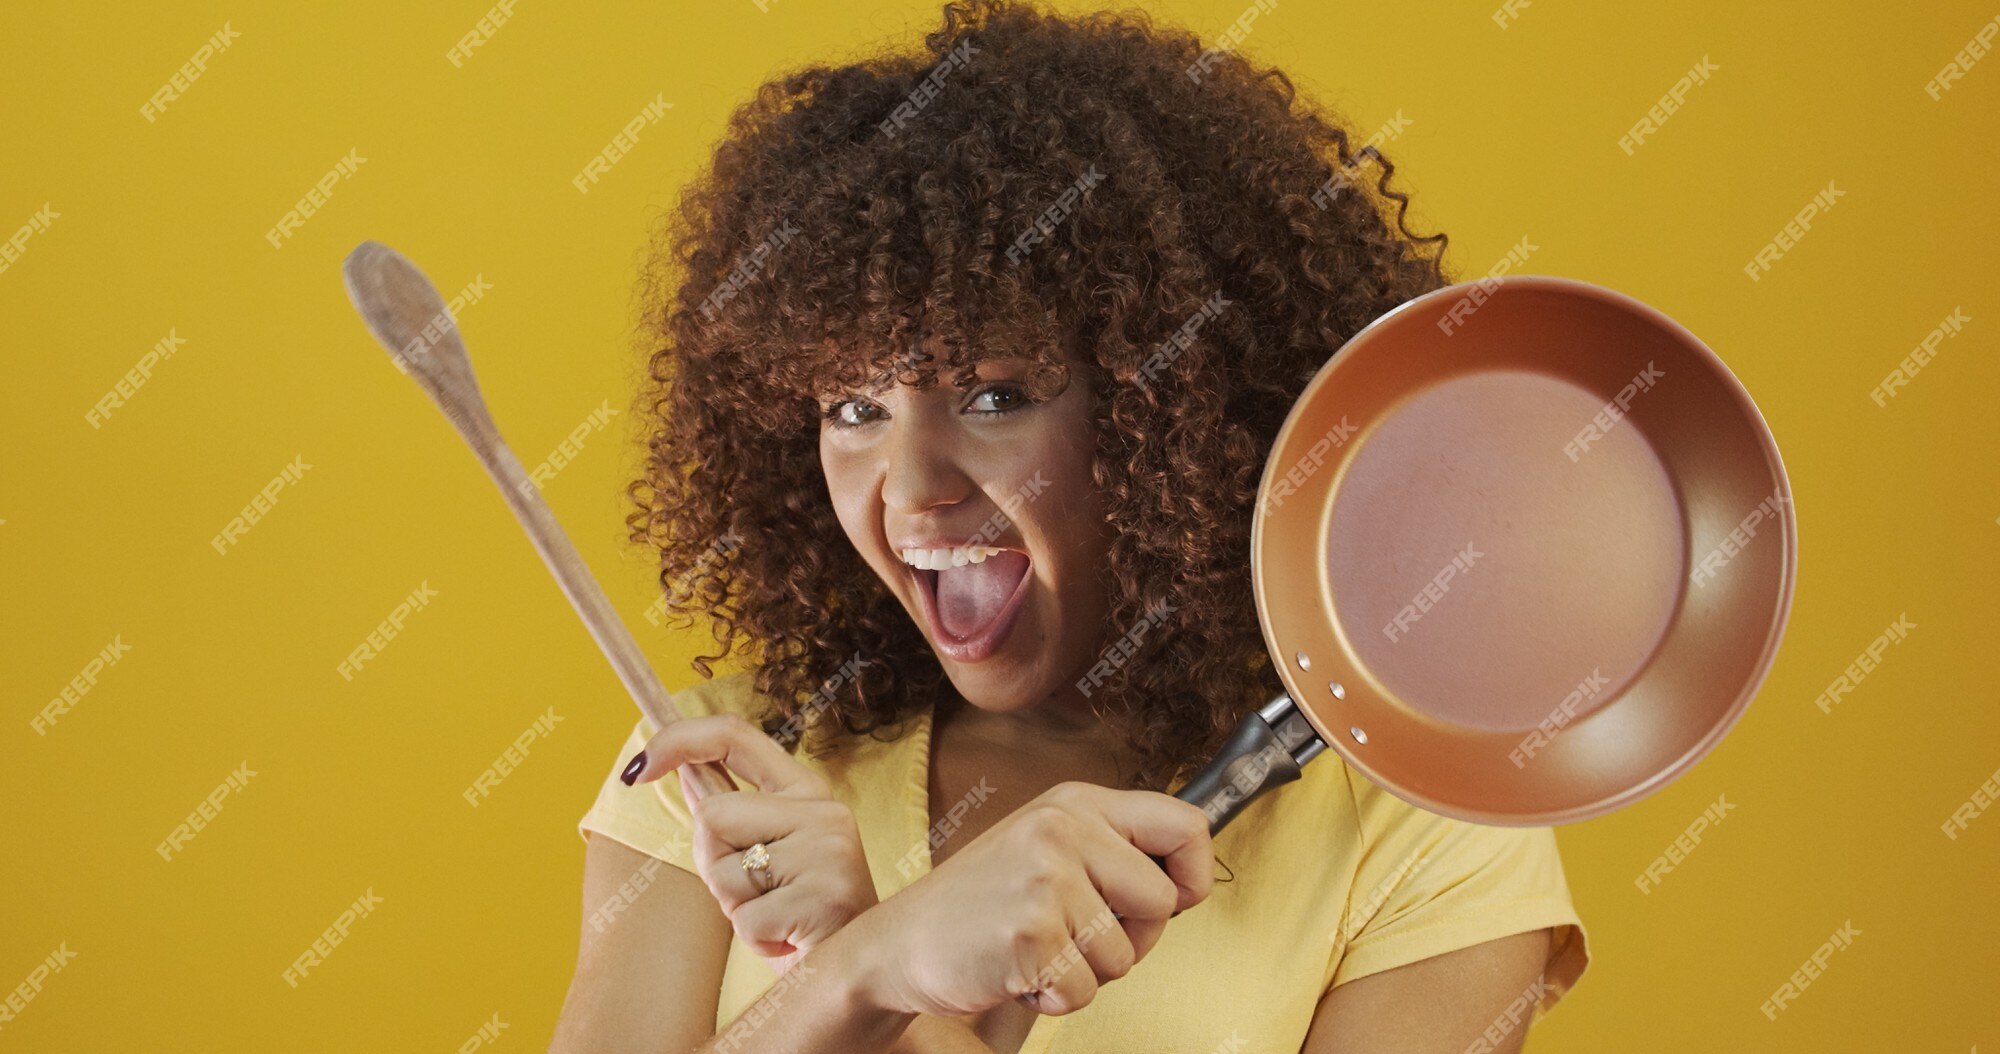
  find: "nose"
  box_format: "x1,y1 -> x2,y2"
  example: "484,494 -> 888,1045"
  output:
880,406 -> 974,516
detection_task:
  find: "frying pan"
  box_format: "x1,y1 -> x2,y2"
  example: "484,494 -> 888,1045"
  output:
1171,274 -> 1795,830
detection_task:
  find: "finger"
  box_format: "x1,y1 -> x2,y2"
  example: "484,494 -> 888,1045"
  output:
624,714 -> 826,796
690,822 -> 787,912
1072,828 -> 1180,961
1074,824 -> 1181,923
1085,789 -> 1214,912
1012,940 -> 1093,1016
1023,906 -> 1111,1016
1070,899 -> 1138,987
730,885 -> 814,958
1119,914 -> 1169,963
689,793 -> 851,903
695,790 -> 849,850
684,820 -> 752,912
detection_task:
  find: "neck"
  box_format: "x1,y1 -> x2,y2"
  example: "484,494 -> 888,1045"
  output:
937,684 -> 1143,776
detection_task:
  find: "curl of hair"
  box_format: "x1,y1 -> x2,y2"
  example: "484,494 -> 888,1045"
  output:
628,0 -> 1452,790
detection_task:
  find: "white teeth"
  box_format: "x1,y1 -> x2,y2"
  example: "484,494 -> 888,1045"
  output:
900,545 -> 1006,570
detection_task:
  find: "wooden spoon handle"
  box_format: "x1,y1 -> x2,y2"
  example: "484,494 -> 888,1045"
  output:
340,240 -> 734,801
454,409 -> 737,801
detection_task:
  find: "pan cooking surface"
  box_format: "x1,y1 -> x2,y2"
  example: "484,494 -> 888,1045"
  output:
1325,370 -> 1684,733
1252,276 -> 1795,823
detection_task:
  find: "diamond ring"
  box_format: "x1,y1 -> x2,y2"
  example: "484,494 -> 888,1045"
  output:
740,841 -> 774,893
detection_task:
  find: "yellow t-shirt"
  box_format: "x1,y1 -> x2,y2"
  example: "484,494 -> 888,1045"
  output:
577,672 -> 1590,1053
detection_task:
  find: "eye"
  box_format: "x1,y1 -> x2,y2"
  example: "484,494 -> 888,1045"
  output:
965,383 -> 1030,415
821,398 -> 885,428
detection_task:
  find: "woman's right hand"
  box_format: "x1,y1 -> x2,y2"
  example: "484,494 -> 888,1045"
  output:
838,781 -> 1213,1019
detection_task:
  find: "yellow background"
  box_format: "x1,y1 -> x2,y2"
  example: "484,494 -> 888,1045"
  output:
3,1 -> 1994,1050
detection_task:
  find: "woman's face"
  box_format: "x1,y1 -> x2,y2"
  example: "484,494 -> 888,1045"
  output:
818,350 -> 1111,714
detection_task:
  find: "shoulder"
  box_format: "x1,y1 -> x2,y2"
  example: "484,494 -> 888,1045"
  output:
650,669 -> 773,728
1280,757 -> 1577,926
612,668 -> 927,819
1337,761 -> 1568,872
652,670 -> 921,763
628,668 -> 819,751
1300,758 -> 1590,1017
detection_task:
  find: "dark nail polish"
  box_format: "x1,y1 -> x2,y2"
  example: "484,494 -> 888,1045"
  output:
620,752 -> 647,785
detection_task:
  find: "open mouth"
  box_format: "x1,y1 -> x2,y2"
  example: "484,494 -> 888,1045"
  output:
905,548 -> 1034,664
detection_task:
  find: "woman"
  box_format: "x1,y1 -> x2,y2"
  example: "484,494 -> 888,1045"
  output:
553,3 -> 1588,1051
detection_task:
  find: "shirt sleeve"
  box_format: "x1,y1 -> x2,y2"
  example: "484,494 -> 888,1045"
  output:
1328,767 -> 1591,1025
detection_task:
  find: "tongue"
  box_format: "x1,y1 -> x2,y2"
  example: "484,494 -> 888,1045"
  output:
936,551 -> 1030,638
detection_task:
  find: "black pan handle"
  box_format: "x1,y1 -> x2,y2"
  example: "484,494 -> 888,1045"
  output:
1172,694 -> 1328,835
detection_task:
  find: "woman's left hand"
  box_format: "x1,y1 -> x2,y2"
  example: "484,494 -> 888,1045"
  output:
621,713 -> 879,976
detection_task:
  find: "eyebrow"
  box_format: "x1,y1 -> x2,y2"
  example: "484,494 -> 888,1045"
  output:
825,364 -> 997,398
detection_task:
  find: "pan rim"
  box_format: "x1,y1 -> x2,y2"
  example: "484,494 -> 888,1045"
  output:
1249,273 -> 1798,826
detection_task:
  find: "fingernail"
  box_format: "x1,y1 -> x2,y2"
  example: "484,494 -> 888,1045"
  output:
620,752 -> 647,785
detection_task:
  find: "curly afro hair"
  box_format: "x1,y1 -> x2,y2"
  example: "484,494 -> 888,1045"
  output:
628,0 -> 1452,790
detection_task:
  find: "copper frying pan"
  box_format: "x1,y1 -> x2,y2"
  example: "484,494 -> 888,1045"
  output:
1172,275 -> 1796,829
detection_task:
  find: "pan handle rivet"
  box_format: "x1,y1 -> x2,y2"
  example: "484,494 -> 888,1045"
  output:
1328,681 -> 1345,700
1348,725 -> 1368,745
1295,651 -> 1311,671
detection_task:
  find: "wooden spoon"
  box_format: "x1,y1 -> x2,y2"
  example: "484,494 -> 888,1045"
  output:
340,239 -> 735,801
